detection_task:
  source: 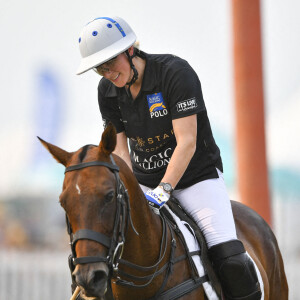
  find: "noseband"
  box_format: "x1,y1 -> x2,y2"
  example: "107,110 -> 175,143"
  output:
65,155 -> 137,273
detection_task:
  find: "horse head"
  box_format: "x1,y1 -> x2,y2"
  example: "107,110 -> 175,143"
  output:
39,124 -> 128,299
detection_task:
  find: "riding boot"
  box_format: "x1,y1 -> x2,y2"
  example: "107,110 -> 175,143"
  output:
208,239 -> 262,300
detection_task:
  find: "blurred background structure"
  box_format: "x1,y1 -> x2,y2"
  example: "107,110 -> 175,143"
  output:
232,0 -> 271,224
0,0 -> 299,299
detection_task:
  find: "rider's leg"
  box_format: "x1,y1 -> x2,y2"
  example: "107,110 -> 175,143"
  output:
173,169 -> 261,300
172,169 -> 237,248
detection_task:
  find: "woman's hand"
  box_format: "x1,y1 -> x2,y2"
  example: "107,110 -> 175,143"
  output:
145,186 -> 170,214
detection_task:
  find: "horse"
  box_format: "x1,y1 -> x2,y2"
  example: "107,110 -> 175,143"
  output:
39,124 -> 288,300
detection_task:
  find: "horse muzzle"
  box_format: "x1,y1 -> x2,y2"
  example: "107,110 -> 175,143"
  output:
73,263 -> 109,299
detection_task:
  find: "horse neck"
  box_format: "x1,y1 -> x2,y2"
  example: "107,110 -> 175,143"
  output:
125,180 -> 164,264
118,163 -> 163,255
126,177 -> 162,239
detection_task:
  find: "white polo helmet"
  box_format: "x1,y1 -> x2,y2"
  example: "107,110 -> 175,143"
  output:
76,17 -> 137,75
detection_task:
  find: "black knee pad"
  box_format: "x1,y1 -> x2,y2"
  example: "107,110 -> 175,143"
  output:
209,240 -> 262,300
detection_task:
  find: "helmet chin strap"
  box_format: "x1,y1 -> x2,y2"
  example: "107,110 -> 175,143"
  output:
125,49 -> 138,88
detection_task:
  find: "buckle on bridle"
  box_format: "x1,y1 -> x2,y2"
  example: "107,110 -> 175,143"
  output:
112,241 -> 125,271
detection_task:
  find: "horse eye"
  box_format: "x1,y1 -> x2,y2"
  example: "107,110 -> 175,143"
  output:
104,191 -> 114,203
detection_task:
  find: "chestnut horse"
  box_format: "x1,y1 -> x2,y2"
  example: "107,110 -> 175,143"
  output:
39,124 -> 288,300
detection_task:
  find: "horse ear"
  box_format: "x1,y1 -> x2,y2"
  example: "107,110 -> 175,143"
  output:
99,123 -> 117,156
38,137 -> 72,166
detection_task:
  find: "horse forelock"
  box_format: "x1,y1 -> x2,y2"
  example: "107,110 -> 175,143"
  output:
78,144 -> 97,162
74,143 -> 114,165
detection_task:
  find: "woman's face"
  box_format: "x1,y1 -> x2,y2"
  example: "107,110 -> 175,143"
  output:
95,52 -> 132,88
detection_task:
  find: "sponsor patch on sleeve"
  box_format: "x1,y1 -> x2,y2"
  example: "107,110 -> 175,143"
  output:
176,97 -> 198,112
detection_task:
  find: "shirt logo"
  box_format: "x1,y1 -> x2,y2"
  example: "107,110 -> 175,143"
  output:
176,97 -> 198,112
147,92 -> 168,119
132,148 -> 172,171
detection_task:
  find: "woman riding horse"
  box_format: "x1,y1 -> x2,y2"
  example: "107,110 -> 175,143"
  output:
39,125 -> 288,299
75,16 -> 261,299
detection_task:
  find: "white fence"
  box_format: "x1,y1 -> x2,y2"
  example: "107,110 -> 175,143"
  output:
0,249 -> 298,299
0,250 -> 72,300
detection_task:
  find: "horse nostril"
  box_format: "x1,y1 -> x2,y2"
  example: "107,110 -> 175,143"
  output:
81,270 -> 108,297
91,269 -> 107,286
73,271 -> 87,290
73,268 -> 108,297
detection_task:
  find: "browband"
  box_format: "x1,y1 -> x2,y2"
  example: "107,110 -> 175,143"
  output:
65,161 -> 119,173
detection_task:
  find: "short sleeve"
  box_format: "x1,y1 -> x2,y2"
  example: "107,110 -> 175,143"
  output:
165,66 -> 206,120
98,80 -> 125,133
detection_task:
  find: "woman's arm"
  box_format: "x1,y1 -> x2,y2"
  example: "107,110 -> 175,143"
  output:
160,114 -> 197,189
114,131 -> 133,171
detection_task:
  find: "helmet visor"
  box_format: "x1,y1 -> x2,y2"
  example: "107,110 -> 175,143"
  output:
93,55 -> 119,76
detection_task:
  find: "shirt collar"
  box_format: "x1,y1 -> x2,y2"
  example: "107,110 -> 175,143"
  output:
139,50 -> 157,92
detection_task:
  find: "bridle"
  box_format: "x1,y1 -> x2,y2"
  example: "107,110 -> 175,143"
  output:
64,154 -> 174,290
65,155 -> 137,274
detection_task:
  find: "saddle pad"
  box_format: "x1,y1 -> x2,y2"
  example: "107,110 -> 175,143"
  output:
164,205 -> 219,300
165,206 -> 265,300
247,252 -> 264,300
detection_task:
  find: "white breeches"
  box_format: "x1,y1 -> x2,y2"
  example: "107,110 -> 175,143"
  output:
140,169 -> 237,248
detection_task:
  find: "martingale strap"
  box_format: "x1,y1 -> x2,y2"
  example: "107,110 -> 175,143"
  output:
116,251 -> 201,282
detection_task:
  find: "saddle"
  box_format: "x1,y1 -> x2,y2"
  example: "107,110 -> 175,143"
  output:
162,196 -> 223,299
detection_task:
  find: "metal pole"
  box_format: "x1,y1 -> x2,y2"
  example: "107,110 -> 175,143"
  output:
232,0 -> 271,225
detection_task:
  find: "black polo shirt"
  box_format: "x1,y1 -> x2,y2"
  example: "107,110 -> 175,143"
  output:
98,51 -> 223,189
